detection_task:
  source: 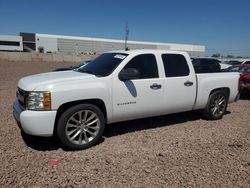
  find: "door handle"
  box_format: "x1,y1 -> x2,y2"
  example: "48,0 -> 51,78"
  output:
150,83 -> 162,90
184,81 -> 193,87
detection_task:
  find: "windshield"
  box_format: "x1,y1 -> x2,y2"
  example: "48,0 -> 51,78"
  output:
77,53 -> 128,77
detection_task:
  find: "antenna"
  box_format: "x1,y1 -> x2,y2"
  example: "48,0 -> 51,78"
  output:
124,22 -> 129,51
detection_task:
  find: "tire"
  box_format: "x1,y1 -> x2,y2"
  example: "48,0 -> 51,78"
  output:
57,104 -> 105,150
201,90 -> 228,120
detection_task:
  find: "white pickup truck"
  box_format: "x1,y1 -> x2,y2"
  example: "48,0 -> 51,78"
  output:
13,50 -> 240,150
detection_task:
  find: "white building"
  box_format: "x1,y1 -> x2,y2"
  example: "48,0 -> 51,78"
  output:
21,32 -> 205,57
0,35 -> 23,51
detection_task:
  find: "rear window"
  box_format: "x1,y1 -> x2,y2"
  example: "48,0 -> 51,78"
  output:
162,54 -> 190,77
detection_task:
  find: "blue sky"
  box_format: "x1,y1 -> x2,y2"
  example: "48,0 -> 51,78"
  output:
0,0 -> 249,56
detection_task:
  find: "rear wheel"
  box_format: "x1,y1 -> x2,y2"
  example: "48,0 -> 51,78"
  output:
201,90 -> 228,120
57,104 -> 105,150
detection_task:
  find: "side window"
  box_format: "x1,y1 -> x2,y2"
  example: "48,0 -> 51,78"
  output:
162,54 -> 190,77
192,59 -> 201,66
203,59 -> 214,65
123,54 -> 159,79
244,61 -> 250,64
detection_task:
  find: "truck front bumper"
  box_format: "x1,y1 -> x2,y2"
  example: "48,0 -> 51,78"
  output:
13,100 -> 57,137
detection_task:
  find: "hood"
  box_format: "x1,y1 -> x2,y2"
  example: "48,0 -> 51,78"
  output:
18,70 -> 96,91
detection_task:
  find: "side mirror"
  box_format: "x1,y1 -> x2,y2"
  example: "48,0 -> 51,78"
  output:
119,68 -> 140,81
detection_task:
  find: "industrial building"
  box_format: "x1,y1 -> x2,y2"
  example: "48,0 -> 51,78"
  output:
1,32 -> 205,56
0,35 -> 23,51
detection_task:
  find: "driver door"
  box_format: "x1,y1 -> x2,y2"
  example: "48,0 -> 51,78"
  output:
112,54 -> 164,123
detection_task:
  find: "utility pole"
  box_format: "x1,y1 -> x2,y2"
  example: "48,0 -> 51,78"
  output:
124,22 -> 129,50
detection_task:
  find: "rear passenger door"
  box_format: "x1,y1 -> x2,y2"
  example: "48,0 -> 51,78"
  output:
161,54 -> 196,114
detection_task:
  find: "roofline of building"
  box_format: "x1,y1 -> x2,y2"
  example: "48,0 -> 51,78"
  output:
36,33 -> 205,51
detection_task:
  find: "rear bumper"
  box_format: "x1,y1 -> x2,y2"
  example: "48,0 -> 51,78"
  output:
13,100 -> 56,136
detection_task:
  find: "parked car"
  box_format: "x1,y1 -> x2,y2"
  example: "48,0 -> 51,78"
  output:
223,65 -> 242,72
53,60 -> 91,71
240,65 -> 250,91
13,50 -> 240,150
222,59 -> 250,69
224,64 -> 250,91
191,57 -> 221,73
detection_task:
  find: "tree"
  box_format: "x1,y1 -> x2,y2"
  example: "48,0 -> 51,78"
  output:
38,46 -> 44,53
227,55 -> 234,58
211,53 -> 220,58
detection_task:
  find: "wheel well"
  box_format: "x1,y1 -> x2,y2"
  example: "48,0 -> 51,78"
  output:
209,87 -> 230,99
53,99 -> 107,136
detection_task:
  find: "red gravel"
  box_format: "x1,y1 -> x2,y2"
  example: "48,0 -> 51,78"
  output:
0,60 -> 249,187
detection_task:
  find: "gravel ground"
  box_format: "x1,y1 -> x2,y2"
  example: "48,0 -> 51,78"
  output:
0,60 -> 249,187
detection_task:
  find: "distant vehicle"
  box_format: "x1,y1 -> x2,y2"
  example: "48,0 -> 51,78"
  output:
191,57 -> 221,73
224,64 -> 250,91
53,60 -> 91,71
240,66 -> 250,91
223,65 -> 242,72
222,59 -> 250,69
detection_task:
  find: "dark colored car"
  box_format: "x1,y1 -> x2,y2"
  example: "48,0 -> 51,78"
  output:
224,64 -> 250,91
191,58 -> 221,73
53,60 -> 91,71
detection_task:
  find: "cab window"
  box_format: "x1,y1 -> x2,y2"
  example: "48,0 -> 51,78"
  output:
123,54 -> 159,79
162,54 -> 190,77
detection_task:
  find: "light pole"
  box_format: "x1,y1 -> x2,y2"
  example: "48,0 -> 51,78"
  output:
124,22 -> 129,50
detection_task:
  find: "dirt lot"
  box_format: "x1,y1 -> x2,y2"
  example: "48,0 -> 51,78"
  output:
0,60 -> 249,187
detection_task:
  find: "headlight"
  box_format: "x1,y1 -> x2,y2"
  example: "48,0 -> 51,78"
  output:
27,91 -> 51,111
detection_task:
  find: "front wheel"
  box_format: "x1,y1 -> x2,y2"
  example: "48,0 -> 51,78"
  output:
57,104 -> 105,150
201,90 -> 228,120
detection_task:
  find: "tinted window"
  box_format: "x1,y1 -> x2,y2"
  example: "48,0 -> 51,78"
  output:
123,54 -> 158,79
78,53 -> 128,77
202,59 -> 217,65
192,59 -> 201,66
162,54 -> 189,77
213,59 -> 222,64
191,58 -> 221,73
244,61 -> 250,64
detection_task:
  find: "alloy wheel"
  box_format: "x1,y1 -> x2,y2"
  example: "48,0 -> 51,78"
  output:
210,94 -> 226,117
65,110 -> 100,145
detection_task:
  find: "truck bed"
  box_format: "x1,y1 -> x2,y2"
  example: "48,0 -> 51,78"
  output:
193,72 -> 239,110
